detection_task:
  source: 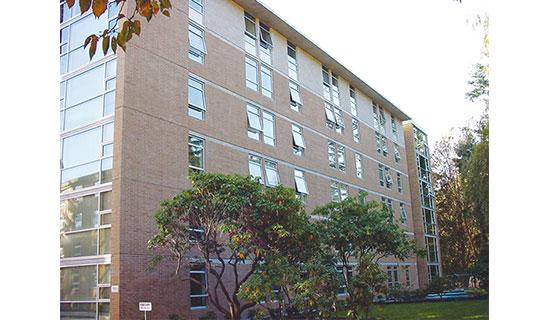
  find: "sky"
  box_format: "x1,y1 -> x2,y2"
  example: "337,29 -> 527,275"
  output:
260,0 -> 488,147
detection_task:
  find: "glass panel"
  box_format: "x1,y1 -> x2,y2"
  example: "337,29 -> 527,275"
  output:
248,156 -> 263,183
102,123 -> 114,142
105,59 -> 116,78
68,46 -> 106,74
188,105 -> 204,120
292,130 -> 304,148
66,65 -> 104,107
99,287 -> 110,300
245,58 -> 258,90
101,158 -> 113,183
61,266 -> 97,301
99,264 -> 112,284
100,191 -> 112,211
61,303 -> 96,319
261,66 -> 272,98
61,161 -> 101,193
189,26 -> 205,53
246,106 -> 262,131
98,303 -> 110,320
99,228 -> 111,255
69,13 -> 108,50
188,81 -> 205,110
62,127 -> 102,168
64,96 -> 103,130
103,91 -> 115,116
188,137 -> 204,169
265,162 -> 279,186
262,114 -> 274,145
61,194 -> 99,233
101,213 -> 112,225
103,143 -> 113,157
60,230 -> 98,258
191,296 -> 207,308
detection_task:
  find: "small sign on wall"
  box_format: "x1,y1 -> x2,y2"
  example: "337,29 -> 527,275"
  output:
139,302 -> 152,312
111,285 -> 119,293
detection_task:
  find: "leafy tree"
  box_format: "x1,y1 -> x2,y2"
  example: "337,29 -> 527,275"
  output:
148,172 -> 314,320
312,194 -> 417,319
63,0 -> 173,58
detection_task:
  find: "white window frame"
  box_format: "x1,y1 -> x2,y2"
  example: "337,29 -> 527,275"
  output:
287,41 -> 298,81
294,169 -> 308,195
189,0 -> 204,25
394,144 -> 401,163
399,203 -> 407,223
397,173 -> 403,193
188,135 -> 205,172
355,153 -> 363,179
189,22 -> 207,64
188,77 -> 206,120
289,81 -> 302,111
245,56 -> 259,91
352,118 -> 360,143
331,181 -> 348,202
350,86 -> 358,117
387,265 -> 399,288
292,124 -> 305,156
246,104 -> 275,146
248,154 -> 263,183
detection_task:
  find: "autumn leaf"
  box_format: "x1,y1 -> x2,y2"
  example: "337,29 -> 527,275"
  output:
88,35 -> 98,59
79,0 -> 92,14
66,0 -> 76,8
102,35 -> 110,55
133,20 -> 141,36
92,0 -> 108,17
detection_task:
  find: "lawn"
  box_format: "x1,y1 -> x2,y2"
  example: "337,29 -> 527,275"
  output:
368,300 -> 489,320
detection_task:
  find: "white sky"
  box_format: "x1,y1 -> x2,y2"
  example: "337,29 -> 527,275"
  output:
260,0 -> 488,147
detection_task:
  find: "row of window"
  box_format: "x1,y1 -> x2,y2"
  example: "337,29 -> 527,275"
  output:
386,265 -> 412,288
381,196 -> 408,224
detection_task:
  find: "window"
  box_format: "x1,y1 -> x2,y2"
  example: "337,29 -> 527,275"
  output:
294,169 -> 308,199
248,155 -> 280,187
352,118 -> 360,142
355,153 -> 363,179
244,12 -> 257,55
423,208 -> 437,235
322,66 -> 340,106
265,161 -> 280,187
375,132 -> 381,154
372,105 -> 379,131
417,153 -> 431,182
378,164 -> 385,187
426,237 -> 439,263
246,105 -> 275,146
428,265 -> 440,282
61,122 -> 114,193
420,180 -> 434,209
248,155 -> 263,183
292,124 -> 305,156
325,102 -> 345,133
381,197 -> 394,219
394,144 -> 401,163
259,22 -> 273,64
189,0 -> 203,25
260,65 -> 273,98
337,144 -> 346,172
188,77 -> 205,120
404,266 -> 412,287
289,81 -> 302,111
245,56 -> 272,98
378,106 -> 387,135
328,141 -> 337,169
381,135 -> 388,157
391,115 -> 398,141
385,167 -> 393,189
399,203 -> 407,223
60,60 -> 116,132
337,266 -> 353,294
245,56 -> 259,91
331,181 -> 349,202
189,23 -> 206,64
188,135 -> 204,173
387,266 -> 399,288
287,42 -> 298,81
350,86 -> 358,117
397,173 -> 403,193
190,264 -> 208,308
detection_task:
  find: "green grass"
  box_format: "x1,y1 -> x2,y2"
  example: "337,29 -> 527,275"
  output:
368,300 -> 489,320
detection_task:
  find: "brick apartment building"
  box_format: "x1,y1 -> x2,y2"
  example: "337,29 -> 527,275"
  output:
59,0 -> 441,319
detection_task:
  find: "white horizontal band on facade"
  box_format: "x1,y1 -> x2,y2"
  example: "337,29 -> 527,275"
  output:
189,129 -> 411,206
60,254 -> 111,268
188,71 -> 410,179
60,182 -> 113,201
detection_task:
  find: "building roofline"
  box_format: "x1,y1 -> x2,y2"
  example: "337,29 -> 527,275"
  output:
232,0 -> 412,121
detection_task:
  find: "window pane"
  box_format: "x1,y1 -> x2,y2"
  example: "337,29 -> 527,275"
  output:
103,91 -> 115,116
61,194 -> 99,233
245,58 -> 258,90
99,228 -> 111,254
262,113 -> 274,145
61,303 -> 96,319
325,105 -> 335,123
259,24 -> 273,46
61,161 -> 101,193
60,266 -> 97,301
64,96 -> 104,130
265,161 -> 279,186
188,81 -> 205,110
189,26 -> 205,53
62,128 -> 102,168
261,66 -> 272,98
99,264 -> 111,284
290,86 -> 302,105
60,230 -> 98,258
292,130 -> 305,148
248,156 -> 263,182
246,106 -> 262,131
190,272 -> 206,295
294,171 -> 308,194
66,65 -> 105,107
189,136 -> 204,169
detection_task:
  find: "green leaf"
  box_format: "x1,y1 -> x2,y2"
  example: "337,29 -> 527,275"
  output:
89,35 -> 98,59
92,0 -> 108,17
116,32 -> 127,51
79,0 -> 92,14
102,35 -> 110,55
